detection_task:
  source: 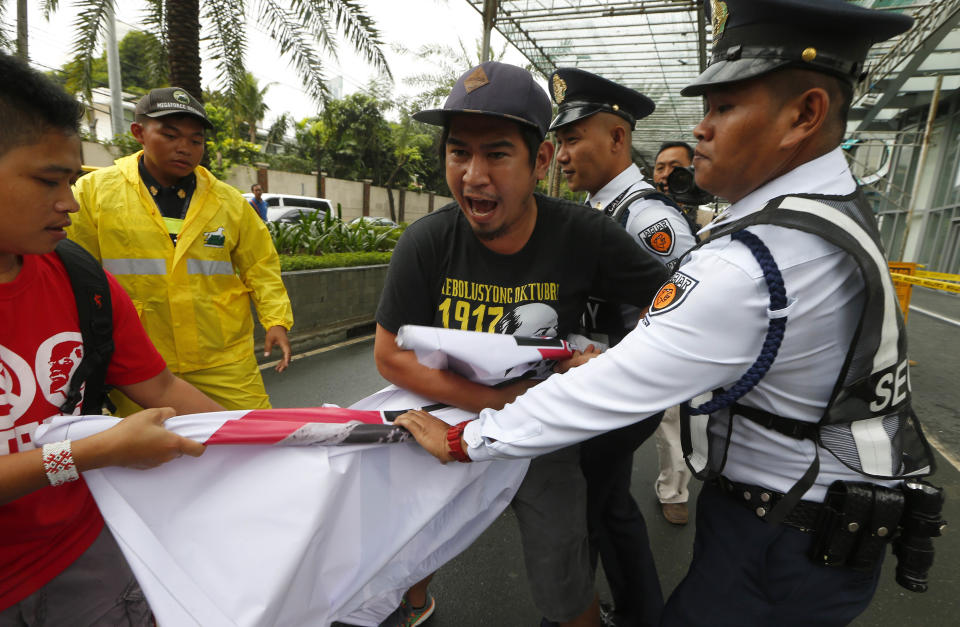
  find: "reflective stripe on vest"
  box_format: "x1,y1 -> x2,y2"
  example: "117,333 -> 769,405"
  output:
102,258 -> 167,275
187,259 -> 235,276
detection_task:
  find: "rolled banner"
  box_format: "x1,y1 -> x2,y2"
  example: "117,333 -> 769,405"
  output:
35,406 -> 414,448
396,325 -> 584,384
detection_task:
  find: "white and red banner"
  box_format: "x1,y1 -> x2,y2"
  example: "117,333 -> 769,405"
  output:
36,388 -> 528,626
396,324 -> 592,383
31,326 -> 603,626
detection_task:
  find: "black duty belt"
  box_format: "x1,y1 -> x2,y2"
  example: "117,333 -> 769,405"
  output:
712,476 -> 822,532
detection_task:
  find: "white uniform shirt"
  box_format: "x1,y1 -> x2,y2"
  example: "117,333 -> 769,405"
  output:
588,164 -> 697,264
466,148 -> 889,501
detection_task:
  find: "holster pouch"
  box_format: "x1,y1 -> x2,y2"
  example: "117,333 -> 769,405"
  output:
849,484 -> 905,570
809,481 -> 905,571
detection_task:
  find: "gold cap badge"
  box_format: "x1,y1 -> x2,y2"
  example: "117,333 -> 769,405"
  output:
553,74 -> 567,104
713,1 -> 728,44
801,47 -> 817,62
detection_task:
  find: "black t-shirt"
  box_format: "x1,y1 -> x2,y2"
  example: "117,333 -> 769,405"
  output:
376,193 -> 668,339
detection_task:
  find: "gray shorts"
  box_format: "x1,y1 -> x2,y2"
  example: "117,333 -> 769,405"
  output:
0,526 -> 151,627
510,444 -> 594,622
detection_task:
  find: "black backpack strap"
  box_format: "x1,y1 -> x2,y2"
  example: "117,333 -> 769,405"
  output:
55,240 -> 114,415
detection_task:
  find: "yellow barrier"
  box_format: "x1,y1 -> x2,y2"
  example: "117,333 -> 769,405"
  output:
888,262 -> 918,321
889,272 -> 960,294
914,270 -> 960,283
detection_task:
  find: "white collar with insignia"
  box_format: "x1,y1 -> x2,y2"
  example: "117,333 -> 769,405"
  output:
586,163 -> 652,210
702,147 -> 858,235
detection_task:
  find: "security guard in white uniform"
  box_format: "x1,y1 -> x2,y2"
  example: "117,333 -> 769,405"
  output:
551,68 -> 696,268
549,68 -> 697,627
397,2 -> 944,625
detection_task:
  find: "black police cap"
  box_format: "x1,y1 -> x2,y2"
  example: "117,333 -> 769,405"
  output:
548,68 -> 654,131
681,0 -> 914,97
413,61 -> 552,139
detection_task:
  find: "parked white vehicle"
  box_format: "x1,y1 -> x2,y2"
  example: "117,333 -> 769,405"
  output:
242,193 -> 335,223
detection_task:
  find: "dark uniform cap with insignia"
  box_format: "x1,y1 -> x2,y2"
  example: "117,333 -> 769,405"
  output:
681,0 -> 914,97
413,61 -> 552,139
548,67 -> 655,131
135,86 -> 214,129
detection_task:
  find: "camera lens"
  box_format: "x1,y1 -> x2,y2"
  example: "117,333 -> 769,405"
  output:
667,167 -> 694,194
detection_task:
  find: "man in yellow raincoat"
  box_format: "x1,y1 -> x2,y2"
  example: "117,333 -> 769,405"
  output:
68,87 -> 293,413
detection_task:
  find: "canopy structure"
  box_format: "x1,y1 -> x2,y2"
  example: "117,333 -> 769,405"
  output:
464,0 -> 960,168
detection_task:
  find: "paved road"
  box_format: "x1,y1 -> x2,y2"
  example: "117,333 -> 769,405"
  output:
262,287 -> 960,626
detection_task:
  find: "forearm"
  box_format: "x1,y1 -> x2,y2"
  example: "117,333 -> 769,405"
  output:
117,368 -> 224,415
374,325 -> 518,413
0,424 -> 159,505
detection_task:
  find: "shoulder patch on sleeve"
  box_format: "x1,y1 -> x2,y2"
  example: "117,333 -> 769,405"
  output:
649,270 -> 699,316
639,219 -> 675,256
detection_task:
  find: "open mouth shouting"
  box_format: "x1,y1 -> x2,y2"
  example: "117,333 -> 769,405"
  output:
465,194 -> 499,221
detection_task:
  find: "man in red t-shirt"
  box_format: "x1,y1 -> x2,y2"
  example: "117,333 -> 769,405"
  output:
0,52 -> 223,625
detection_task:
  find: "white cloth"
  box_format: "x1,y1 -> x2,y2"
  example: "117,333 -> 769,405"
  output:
465,148 -> 892,501
396,325 -> 581,383
587,164 -> 696,263
34,335 -> 535,626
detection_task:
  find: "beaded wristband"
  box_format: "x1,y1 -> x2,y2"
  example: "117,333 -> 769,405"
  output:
42,440 -> 80,486
446,421 -> 472,463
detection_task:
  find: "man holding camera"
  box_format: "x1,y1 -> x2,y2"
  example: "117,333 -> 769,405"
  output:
550,68 -> 696,627
398,1 -> 943,624
647,140 -> 698,527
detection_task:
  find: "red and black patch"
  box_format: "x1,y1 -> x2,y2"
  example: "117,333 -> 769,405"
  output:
640,219 -> 675,256
649,271 -> 699,316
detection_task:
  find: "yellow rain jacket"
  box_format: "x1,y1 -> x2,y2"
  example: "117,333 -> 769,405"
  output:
68,152 -> 293,373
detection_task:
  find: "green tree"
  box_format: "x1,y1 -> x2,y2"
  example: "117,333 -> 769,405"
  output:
66,0 -> 390,108
317,91 -> 397,185
118,29 -> 167,94
203,101 -> 262,179
232,71 -> 272,143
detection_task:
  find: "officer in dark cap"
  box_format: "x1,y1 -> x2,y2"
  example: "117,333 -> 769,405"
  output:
549,67 -> 697,627
374,61 -> 668,627
397,2 -> 944,626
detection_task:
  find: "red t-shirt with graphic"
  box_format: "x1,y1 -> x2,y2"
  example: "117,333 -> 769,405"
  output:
0,252 -> 167,608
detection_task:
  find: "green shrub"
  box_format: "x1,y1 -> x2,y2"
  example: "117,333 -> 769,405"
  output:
280,252 -> 391,271
267,210 -> 405,255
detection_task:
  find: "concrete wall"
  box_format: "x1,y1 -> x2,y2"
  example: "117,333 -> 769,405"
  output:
269,170 -> 317,197
404,191 -> 438,222
81,141 -> 117,168
227,165 -> 259,193
326,178 -> 365,220
253,265 -> 388,354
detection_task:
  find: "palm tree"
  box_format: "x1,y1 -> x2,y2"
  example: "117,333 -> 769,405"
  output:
233,71 -> 272,143
65,0 -> 390,105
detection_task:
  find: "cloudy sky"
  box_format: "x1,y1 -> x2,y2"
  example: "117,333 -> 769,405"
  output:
18,0 -> 531,124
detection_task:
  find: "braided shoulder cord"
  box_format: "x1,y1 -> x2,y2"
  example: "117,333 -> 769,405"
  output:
689,229 -> 788,415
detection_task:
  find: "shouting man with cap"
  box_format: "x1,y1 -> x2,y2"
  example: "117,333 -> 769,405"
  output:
396,1 -> 942,625
68,87 -> 294,413
373,61 -> 667,627
549,67 -> 698,627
